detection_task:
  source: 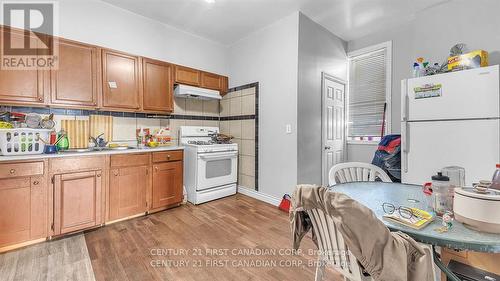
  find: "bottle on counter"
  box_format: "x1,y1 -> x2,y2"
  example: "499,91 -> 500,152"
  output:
56,129 -> 69,151
491,164 -> 500,190
137,127 -> 145,148
431,172 -> 454,216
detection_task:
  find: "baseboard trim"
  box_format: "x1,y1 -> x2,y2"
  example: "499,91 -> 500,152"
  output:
237,186 -> 281,206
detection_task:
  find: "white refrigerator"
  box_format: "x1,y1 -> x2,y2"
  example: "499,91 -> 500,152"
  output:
401,65 -> 500,186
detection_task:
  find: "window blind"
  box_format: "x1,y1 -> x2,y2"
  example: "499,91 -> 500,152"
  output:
348,48 -> 387,139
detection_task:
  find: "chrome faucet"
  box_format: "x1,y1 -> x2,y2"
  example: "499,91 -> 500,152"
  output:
89,133 -> 108,149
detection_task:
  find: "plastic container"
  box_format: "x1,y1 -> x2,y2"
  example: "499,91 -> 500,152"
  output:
431,172 -> 454,216
491,164 -> 500,190
0,128 -> 50,155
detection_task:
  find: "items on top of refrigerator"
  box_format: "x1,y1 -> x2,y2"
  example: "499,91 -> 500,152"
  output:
448,50 -> 489,71
412,43 -> 489,77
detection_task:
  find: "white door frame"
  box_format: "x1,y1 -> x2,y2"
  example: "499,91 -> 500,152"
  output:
321,72 -> 347,186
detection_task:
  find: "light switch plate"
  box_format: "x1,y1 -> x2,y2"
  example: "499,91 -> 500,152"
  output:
108,81 -> 118,89
286,124 -> 292,134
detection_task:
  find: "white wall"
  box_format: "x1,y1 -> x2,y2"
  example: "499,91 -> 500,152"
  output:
58,0 -> 227,75
347,0 -> 500,162
228,12 -> 299,199
297,13 -> 347,185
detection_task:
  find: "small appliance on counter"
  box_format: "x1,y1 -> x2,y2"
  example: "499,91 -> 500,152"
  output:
454,187 -> 500,233
180,126 -> 238,204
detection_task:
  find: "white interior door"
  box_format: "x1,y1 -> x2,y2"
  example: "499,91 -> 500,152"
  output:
322,74 -> 346,185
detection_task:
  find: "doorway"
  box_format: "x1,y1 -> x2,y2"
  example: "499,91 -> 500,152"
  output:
321,73 -> 346,186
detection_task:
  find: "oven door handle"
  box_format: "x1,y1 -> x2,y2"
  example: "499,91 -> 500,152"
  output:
198,151 -> 238,160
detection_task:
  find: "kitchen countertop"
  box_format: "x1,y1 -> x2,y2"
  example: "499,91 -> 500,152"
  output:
0,146 -> 184,162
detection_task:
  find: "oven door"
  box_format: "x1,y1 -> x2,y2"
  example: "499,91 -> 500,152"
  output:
196,151 -> 238,191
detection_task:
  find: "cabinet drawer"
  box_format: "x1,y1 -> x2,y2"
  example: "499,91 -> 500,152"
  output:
49,156 -> 106,173
110,153 -> 150,167
0,161 -> 44,179
152,150 -> 183,163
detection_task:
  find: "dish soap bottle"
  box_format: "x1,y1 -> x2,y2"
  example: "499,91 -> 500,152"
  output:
491,164 -> 500,190
57,129 -> 69,151
137,127 -> 145,148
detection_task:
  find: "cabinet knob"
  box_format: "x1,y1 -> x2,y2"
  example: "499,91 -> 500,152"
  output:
113,171 -> 119,176
38,97 -> 43,101
9,169 -> 15,174
154,166 -> 159,172
33,180 -> 39,185
96,174 -> 101,178
167,155 -> 171,160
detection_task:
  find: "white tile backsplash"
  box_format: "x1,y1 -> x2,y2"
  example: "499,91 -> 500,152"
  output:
230,96 -> 242,116
186,99 -> 203,116
203,100 -> 219,117
112,117 -> 136,141
241,119 -> 255,140
241,94 -> 255,115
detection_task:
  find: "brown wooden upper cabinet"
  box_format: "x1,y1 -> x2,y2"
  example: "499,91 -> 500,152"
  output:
142,58 -> 174,113
101,49 -> 141,110
201,71 -> 224,90
174,65 -> 201,86
174,65 -> 229,94
0,27 -> 48,105
50,39 -> 99,108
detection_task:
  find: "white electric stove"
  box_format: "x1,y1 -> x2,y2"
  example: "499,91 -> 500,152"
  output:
179,126 -> 238,204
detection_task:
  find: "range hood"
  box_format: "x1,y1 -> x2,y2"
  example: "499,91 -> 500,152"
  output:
174,84 -> 222,100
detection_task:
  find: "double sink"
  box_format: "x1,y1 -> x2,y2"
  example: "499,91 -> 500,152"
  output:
59,146 -> 136,153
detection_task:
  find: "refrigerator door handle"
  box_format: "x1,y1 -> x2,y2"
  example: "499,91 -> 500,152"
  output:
401,80 -> 409,121
402,121 -> 410,173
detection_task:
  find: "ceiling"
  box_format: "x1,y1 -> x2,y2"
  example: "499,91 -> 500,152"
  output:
101,0 -> 450,45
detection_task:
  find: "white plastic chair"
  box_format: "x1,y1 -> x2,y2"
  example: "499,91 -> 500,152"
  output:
306,208 -> 373,281
328,162 -> 392,186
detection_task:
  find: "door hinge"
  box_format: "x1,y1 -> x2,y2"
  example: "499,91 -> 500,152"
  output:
51,223 -> 54,231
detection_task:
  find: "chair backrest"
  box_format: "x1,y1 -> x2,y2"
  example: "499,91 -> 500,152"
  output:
329,162 -> 392,185
306,208 -> 365,281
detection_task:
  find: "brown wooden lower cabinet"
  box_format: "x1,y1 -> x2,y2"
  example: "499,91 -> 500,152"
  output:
0,176 -> 47,247
0,150 -> 184,251
152,161 -> 183,209
53,170 -> 102,235
109,165 -> 148,221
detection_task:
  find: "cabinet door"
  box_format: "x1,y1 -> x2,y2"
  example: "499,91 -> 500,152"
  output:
54,171 -> 102,235
201,72 -> 224,90
0,27 -> 46,104
0,178 -> 32,246
101,50 -> 140,110
0,176 -> 46,247
109,166 -> 148,221
152,161 -> 183,209
142,58 -> 173,113
50,39 -> 99,107
174,65 -> 201,86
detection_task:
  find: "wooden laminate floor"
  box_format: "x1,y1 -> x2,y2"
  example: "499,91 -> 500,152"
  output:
0,234 -> 95,281
1,194 -> 343,281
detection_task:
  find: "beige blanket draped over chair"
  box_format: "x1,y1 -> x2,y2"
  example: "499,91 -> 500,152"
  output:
290,184 -> 434,281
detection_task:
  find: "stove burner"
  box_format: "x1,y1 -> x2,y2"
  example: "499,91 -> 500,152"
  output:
187,140 -> 233,145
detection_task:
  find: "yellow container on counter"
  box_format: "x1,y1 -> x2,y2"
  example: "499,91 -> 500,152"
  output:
448,50 -> 488,71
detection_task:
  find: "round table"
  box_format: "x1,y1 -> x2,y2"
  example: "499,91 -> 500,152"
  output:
330,182 -> 500,252
330,182 -> 500,281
